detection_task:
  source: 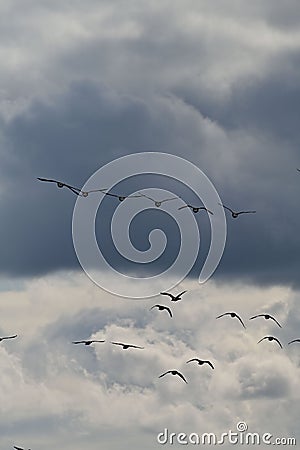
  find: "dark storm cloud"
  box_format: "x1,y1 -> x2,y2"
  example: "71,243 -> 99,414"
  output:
1,75 -> 300,287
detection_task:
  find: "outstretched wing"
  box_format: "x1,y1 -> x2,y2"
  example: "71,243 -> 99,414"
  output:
160,292 -> 174,299
219,203 -> 234,214
269,316 -> 282,328
164,306 -> 173,318
158,371 -> 170,378
2,334 -> 17,340
216,312 -> 229,319
238,210 -> 256,214
72,341 -> 86,344
273,337 -> 283,348
235,314 -> 246,329
186,358 -> 199,364
178,290 -> 187,297
288,339 -> 300,345
249,314 -> 263,320
205,360 -> 215,369
128,344 -> 144,349
175,371 -> 188,383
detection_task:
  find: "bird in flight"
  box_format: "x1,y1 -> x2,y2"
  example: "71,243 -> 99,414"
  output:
14,446 -> 31,450
249,314 -> 282,328
288,339 -> 300,345
219,203 -> 256,218
160,291 -> 187,302
0,334 -> 17,342
138,192 -> 179,207
257,336 -> 283,348
186,358 -> 214,369
80,188 -> 108,197
150,304 -> 173,317
178,204 -> 213,215
72,340 -> 105,346
103,192 -> 142,202
216,312 -> 246,329
111,342 -> 144,350
37,177 -> 82,196
158,370 -> 188,383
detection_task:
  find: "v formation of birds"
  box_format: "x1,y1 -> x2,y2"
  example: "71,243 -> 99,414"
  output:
8,174 -> 300,448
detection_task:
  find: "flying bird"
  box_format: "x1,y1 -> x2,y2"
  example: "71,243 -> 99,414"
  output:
257,336 -> 283,348
160,291 -> 187,302
219,203 -> 256,218
158,370 -> 187,383
111,342 -> 144,350
216,312 -> 246,329
0,334 -> 17,342
249,314 -> 282,328
288,339 -> 300,345
103,192 -> 142,202
37,177 -> 82,196
178,204 -> 213,215
150,304 -> 173,317
72,340 -> 105,346
138,192 -> 179,207
186,358 -> 214,369
80,188 -> 108,197
14,447 -> 31,450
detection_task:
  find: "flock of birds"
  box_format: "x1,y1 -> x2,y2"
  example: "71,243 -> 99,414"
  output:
7,174 -> 299,448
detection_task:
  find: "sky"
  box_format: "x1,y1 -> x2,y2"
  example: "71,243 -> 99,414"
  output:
1,1 -> 300,448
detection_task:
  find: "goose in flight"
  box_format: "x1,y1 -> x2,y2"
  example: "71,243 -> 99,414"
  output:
37,177 -> 82,196
288,339 -> 300,345
0,334 -> 17,342
138,192 -> 179,207
186,358 -> 214,369
14,447 -> 31,450
219,203 -> 256,218
80,188 -> 108,197
111,342 -> 144,350
249,314 -> 282,328
257,336 -> 283,349
216,312 -> 246,329
158,370 -> 188,383
150,304 -> 173,317
72,340 -> 105,346
178,204 -> 213,215
160,291 -> 187,302
103,192 -> 142,202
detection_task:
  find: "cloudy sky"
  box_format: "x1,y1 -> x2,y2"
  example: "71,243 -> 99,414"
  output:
1,1 -> 300,448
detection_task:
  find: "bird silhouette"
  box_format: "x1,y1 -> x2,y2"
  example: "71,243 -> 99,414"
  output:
80,188 -> 108,197
138,192 -> 179,207
160,291 -> 187,302
111,342 -> 144,349
0,334 -> 17,342
257,336 -> 283,348
37,177 -> 82,196
288,339 -> 300,345
150,304 -> 173,317
249,314 -> 282,328
178,204 -> 213,215
186,358 -> 214,369
14,446 -> 31,450
72,340 -> 105,346
219,203 -> 256,218
103,192 -> 142,202
158,370 -> 188,383
216,312 -> 246,328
